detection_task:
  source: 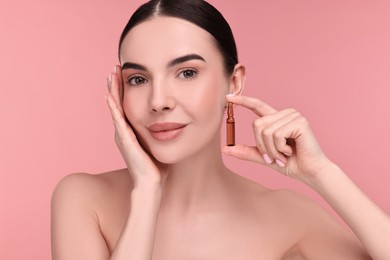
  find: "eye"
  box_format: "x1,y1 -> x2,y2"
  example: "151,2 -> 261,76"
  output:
126,76 -> 147,86
178,69 -> 198,80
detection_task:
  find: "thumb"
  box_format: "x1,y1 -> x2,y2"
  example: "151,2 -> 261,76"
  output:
222,144 -> 266,165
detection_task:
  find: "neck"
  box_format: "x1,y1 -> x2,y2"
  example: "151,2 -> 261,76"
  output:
160,134 -> 231,213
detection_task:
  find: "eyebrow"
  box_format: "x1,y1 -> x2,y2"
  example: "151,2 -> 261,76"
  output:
121,62 -> 147,71
121,53 -> 206,71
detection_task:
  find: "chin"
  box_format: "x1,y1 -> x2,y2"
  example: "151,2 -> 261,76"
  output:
153,155 -> 181,165
148,145 -> 190,164
135,135 -> 183,164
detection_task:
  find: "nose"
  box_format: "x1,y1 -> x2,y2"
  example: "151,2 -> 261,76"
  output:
149,84 -> 176,113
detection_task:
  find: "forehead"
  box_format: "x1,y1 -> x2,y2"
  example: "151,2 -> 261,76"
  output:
119,16 -> 221,65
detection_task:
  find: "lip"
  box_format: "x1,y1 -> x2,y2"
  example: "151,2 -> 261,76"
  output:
148,122 -> 187,142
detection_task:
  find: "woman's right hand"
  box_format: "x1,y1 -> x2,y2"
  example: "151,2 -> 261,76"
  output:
106,65 -> 168,189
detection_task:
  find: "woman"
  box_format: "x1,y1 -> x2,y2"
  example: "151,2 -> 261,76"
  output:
51,0 -> 390,259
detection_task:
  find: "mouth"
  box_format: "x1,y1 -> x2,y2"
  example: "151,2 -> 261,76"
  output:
147,122 -> 187,142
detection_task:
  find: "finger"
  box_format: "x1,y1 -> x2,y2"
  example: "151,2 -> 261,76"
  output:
106,93 -> 136,140
222,145 -> 282,172
266,115 -> 315,167
222,144 -> 265,164
226,94 -> 277,116
105,92 -> 126,128
274,137 -> 293,157
106,92 -> 155,171
272,115 -> 313,152
252,119 -> 272,164
114,65 -> 124,103
262,111 -> 300,162
109,72 -> 124,116
252,108 -> 296,164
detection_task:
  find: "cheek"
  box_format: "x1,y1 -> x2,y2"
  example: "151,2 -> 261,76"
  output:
122,90 -> 146,124
181,76 -> 227,119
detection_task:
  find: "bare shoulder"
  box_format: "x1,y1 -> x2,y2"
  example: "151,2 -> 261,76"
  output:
228,172 -> 318,210
260,188 -> 343,230
263,188 -> 326,213
229,175 -> 334,230
52,168 -> 132,204
267,189 -> 370,259
229,174 -> 369,259
51,169 -> 132,259
51,168 -> 133,230
53,168 -> 132,191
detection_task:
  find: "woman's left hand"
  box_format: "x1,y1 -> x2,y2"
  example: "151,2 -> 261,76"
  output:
223,94 -> 333,182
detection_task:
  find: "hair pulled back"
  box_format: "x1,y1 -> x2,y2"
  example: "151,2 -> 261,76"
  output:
118,0 -> 238,75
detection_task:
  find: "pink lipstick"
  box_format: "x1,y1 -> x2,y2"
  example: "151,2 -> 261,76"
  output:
148,122 -> 186,142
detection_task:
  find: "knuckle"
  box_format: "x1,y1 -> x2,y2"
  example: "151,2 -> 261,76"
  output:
289,109 -> 299,115
274,130 -> 283,140
284,107 -> 296,114
297,115 -> 309,127
293,111 -> 302,118
252,118 -> 264,129
262,128 -> 273,138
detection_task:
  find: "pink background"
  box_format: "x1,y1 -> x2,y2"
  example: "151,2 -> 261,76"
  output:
1,0 -> 390,259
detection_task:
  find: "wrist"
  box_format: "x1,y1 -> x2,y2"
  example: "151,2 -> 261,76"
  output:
130,187 -> 163,216
132,184 -> 163,199
300,159 -> 342,188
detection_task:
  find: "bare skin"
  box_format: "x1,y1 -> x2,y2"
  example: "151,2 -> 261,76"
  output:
51,17 -> 389,259
52,168 -> 368,260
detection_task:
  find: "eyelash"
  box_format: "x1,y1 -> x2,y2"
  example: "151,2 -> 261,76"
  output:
126,75 -> 147,87
177,68 -> 199,80
125,68 -> 199,87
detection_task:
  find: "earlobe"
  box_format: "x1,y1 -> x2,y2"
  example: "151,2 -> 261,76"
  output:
229,64 -> 246,96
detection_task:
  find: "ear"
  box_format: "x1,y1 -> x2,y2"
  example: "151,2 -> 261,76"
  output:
229,63 -> 246,96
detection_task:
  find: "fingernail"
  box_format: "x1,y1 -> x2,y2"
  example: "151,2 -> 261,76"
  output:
262,154 -> 273,164
226,93 -> 236,97
276,159 -> 286,168
113,66 -> 117,73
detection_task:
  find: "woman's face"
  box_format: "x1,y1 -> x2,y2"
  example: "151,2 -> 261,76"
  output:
119,17 -> 230,164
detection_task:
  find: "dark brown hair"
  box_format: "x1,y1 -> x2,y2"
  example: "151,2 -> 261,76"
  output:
118,0 -> 238,75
